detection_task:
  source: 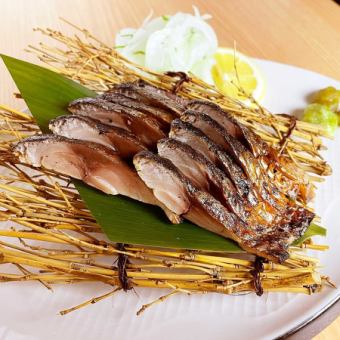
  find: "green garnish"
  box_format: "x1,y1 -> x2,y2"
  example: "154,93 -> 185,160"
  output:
302,103 -> 338,135
294,223 -> 327,245
313,86 -> 340,113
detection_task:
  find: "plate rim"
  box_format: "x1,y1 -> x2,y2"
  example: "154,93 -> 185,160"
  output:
276,294 -> 340,339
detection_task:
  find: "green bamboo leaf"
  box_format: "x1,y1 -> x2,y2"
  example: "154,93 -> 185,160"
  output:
1,56 -> 96,132
294,223 -> 326,245
0,54 -> 240,251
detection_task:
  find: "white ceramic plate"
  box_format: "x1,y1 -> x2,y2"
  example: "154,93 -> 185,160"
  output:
0,60 -> 339,340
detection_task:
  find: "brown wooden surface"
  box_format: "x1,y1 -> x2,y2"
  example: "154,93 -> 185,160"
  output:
1,0 -> 340,109
0,0 -> 339,338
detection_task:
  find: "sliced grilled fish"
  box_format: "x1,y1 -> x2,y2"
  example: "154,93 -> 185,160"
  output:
13,135 -> 180,224
181,110 -> 287,210
187,100 -> 269,157
110,80 -> 187,116
68,97 -> 165,148
134,151 -> 313,263
180,110 -> 316,236
187,100 -> 312,202
157,138 -> 249,221
100,92 -> 174,126
170,120 -> 286,224
169,119 -> 257,205
49,115 -> 146,158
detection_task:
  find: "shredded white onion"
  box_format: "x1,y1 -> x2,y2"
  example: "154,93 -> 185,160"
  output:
115,7 -> 218,83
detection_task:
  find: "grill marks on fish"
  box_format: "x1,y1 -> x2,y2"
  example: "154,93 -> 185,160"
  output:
169,119 -> 258,205
49,115 -> 146,158
110,80 -> 188,117
68,97 -> 165,148
187,100 -> 312,203
13,135 -> 180,224
187,100 -> 269,157
181,110 -> 289,210
13,81 -> 315,263
178,111 -> 315,241
167,124 -> 278,226
133,151 -> 309,263
133,151 -> 243,234
134,151 -> 191,216
157,138 -> 250,221
100,92 -> 174,126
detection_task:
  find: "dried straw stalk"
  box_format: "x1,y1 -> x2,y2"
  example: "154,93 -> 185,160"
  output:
26,19 -> 331,179
0,105 -> 332,314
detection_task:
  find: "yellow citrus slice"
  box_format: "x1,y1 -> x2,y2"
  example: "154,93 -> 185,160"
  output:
211,47 -> 266,103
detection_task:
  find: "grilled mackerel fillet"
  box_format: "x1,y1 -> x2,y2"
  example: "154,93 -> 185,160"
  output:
134,151 -> 313,263
13,135 -> 180,224
13,80 -> 316,262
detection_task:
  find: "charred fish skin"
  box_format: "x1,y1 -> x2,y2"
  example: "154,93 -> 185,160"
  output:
169,120 -> 294,225
68,97 -> 165,148
187,100 -> 270,157
158,139 -> 289,227
180,111 -> 268,194
157,138 -> 250,222
206,99 -> 306,202
186,189 -> 292,263
134,151 -> 302,263
180,110 -> 316,235
110,80 -> 188,117
68,97 -> 126,125
133,150 -> 192,216
169,119 -> 219,163
181,110 -> 260,176
134,150 -> 242,235
169,119 -> 258,205
49,115 -> 146,158
157,137 -> 211,190
181,110 -> 289,209
69,97 -> 163,130
248,206 -> 315,263
100,91 -> 174,126
134,79 -> 189,109
187,100 -> 312,203
189,187 -> 313,263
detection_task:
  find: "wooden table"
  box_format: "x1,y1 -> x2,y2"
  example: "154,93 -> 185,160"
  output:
0,0 -> 339,338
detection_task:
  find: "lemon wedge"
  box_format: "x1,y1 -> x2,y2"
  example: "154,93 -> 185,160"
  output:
211,47 -> 266,103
